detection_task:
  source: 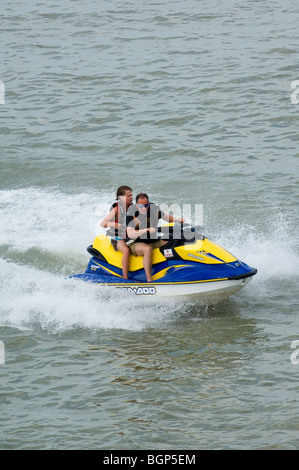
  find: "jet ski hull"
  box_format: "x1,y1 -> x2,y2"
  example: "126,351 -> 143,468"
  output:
71,256 -> 257,299
72,271 -> 253,299
71,224 -> 257,300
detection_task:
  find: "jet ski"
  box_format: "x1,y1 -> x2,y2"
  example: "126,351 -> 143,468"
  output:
71,223 -> 257,300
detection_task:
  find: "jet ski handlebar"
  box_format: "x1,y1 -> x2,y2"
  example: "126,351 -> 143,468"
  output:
158,222 -> 204,241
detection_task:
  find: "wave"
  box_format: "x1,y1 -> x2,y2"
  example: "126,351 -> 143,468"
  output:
0,258 -> 192,332
0,187 -> 298,332
214,215 -> 299,282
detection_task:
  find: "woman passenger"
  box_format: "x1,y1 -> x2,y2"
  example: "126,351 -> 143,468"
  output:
100,186 -> 133,279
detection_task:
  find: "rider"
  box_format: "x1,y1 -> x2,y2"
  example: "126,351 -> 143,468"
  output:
126,193 -> 184,282
100,185 -> 133,279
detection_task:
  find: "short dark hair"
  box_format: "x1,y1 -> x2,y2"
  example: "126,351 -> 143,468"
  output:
136,193 -> 149,202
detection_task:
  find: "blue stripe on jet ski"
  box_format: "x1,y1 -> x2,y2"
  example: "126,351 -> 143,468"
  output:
82,257 -> 255,284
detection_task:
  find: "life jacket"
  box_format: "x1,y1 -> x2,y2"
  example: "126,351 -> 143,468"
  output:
107,200 -> 129,239
126,203 -> 162,243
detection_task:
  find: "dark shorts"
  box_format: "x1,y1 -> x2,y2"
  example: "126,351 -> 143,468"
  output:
128,239 -> 164,255
111,238 -> 124,252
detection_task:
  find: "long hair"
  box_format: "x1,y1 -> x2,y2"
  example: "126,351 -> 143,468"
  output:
116,185 -> 132,199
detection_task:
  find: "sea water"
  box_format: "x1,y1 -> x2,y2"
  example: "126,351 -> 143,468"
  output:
0,0 -> 299,450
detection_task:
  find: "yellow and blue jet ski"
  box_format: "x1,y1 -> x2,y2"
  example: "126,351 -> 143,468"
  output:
71,223 -> 257,299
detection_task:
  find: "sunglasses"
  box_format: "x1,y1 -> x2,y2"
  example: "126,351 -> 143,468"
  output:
137,203 -> 150,208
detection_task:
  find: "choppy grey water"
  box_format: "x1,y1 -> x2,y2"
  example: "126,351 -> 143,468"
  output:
1,0 -> 299,450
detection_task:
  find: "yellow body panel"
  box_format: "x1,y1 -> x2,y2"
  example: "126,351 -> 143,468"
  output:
175,238 -> 237,264
92,235 -> 166,272
92,232 -> 237,272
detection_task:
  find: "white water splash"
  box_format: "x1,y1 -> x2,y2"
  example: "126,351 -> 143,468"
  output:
1,188 -> 298,332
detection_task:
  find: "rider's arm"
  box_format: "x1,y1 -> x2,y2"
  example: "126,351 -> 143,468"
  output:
100,206 -> 120,229
162,213 -> 185,223
127,225 -> 150,239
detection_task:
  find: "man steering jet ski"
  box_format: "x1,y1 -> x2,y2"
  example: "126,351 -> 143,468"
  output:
126,193 -> 184,282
